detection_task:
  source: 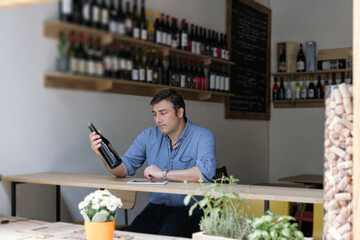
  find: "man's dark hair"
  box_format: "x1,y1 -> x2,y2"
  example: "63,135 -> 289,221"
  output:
150,89 -> 186,117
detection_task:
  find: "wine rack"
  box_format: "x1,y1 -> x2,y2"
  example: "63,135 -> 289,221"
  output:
43,21 -> 234,102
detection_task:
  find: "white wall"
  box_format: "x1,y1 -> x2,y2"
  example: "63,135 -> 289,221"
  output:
269,0 -> 353,182
0,0 -> 270,223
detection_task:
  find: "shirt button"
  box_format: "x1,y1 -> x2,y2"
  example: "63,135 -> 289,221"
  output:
170,159 -> 173,162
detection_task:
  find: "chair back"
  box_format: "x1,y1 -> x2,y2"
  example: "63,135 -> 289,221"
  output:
214,166 -> 229,180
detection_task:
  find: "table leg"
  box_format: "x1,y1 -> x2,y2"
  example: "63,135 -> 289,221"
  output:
11,182 -> 18,216
264,200 -> 269,212
56,185 -> 60,222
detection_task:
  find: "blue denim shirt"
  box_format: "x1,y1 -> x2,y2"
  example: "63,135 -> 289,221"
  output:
121,119 -> 217,207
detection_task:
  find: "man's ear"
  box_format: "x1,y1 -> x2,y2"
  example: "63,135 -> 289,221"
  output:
177,108 -> 184,118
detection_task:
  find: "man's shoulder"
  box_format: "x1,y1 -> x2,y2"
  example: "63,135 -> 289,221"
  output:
140,125 -> 161,137
188,120 -> 214,136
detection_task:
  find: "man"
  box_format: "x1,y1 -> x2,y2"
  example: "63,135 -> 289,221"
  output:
89,89 -> 217,237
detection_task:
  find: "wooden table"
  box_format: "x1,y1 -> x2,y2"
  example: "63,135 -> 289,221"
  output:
3,172 -> 323,221
278,174 -> 324,188
0,215 -> 189,240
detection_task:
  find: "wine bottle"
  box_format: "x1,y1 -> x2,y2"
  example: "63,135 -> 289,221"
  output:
285,76 -> 292,100
293,77 -> 301,100
154,51 -> 165,84
109,0 -> 118,33
215,64 -> 220,91
180,19 -> 188,51
147,9 -> 155,42
186,59 -> 193,88
300,77 -> 307,99
118,44 -> 126,79
272,77 -> 279,100
179,57 -> 186,88
166,15 -> 171,47
124,1 -> 133,36
195,25 -> 201,54
82,0 -> 91,26
132,0 -> 140,39
91,0 -> 100,29
72,1 -> 82,24
131,47 -> 139,81
224,34 -> 229,60
315,75 -> 323,99
138,48 -> 145,82
117,0 -> 126,35
200,61 -> 206,90
216,32 -> 221,59
86,36 -> 96,76
160,13 -> 167,45
154,11 -> 162,44
68,32 -> 78,74
224,66 -> 230,92
145,49 -> 153,83
199,27 -> 205,56
323,73 -> 330,96
278,77 -> 285,100
190,24 -> 195,53
219,64 -> 225,92
125,47 -> 132,80
187,23 -> 192,52
139,0 -> 147,41
173,57 -> 180,87
59,0 -> 73,22
278,47 -> 286,72
167,55 -> 174,86
212,31 -> 217,58
77,33 -> 87,75
88,122 -> 122,169
296,44 -> 306,72
307,76 -> 315,99
195,60 -> 201,90
103,44 -> 112,77
171,18 -> 178,49
110,41 -> 119,78
95,37 -> 104,77
100,0 -> 109,31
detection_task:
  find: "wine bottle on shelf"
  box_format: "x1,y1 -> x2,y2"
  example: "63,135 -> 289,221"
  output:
91,0 -> 100,29
100,0 -> 109,31
59,0 -> 73,22
220,33 -> 225,60
77,33 -> 87,75
296,44 -> 306,72
110,42 -> 119,78
200,61 -> 206,90
199,27 -> 205,56
109,0 -> 118,33
88,122 -> 122,169
195,25 -> 201,54
205,29 -> 211,56
323,73 -> 329,96
278,47 -> 286,72
307,76 -> 315,99
125,47 -> 133,80
216,32 -> 221,59
167,55 -> 174,86
190,24 -> 195,53
278,77 -> 285,100
179,57 -> 186,88
224,34 -> 229,60
145,49 -> 153,83
160,13 -> 167,46
138,48 -> 145,82
124,1 -> 133,37
300,77 -> 307,99
195,60 -> 201,90
154,11 -> 162,44
118,44 -> 126,79
212,31 -> 217,58
173,57 -> 180,87
147,9 -> 155,42
220,64 -> 225,92
103,44 -> 112,77
131,47 -> 139,81
192,60 -> 198,89
202,27 -> 208,56
186,59 -> 193,88
171,18 -> 179,49
186,23 -> 192,52
179,19 -> 188,50
224,66 -> 230,93
86,36 -> 96,76
139,0 -> 147,41
79,0 -> 89,26
156,51 -> 165,84
315,75 -> 323,99
272,77 -> 279,100
166,15 -> 171,47
285,76 -> 292,100
293,77 -> 301,100
95,37 -> 104,77
132,0 -> 140,39
117,0 -> 126,35
215,64 -> 221,91
68,31 -> 78,74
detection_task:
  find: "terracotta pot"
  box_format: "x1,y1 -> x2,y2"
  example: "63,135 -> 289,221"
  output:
84,220 -> 115,240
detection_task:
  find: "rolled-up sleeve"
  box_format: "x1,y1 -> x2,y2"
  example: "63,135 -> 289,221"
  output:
195,130 -> 216,182
121,130 -> 147,176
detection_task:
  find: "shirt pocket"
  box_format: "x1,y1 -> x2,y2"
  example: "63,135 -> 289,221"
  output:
177,156 -> 195,169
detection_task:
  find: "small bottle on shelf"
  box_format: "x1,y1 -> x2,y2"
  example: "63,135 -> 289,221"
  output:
285,76 -> 292,100
307,76 -> 315,99
278,77 -> 285,100
315,75 -> 323,99
272,77 -> 279,100
293,77 -> 301,100
296,44 -> 306,72
300,76 -> 307,99
278,47 -> 286,72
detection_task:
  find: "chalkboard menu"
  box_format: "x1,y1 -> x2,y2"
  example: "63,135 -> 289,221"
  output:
225,0 -> 271,120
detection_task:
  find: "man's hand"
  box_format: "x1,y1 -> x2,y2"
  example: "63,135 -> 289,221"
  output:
89,131 -> 103,156
144,165 -> 162,180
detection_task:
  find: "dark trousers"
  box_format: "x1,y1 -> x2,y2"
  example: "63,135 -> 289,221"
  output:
126,203 -> 203,238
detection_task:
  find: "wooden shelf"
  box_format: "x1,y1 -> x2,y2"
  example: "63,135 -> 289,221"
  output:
43,20 -> 235,66
44,72 -> 233,102
272,69 -> 352,79
273,99 -> 324,108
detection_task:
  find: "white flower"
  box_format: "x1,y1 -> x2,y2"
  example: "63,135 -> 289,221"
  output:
78,201 -> 87,210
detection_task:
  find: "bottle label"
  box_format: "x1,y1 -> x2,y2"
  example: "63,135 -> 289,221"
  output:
139,68 -> 145,81
215,75 -> 220,90
153,71 -> 159,82
120,59 -> 126,70
296,61 -> 305,71
156,31 -> 162,44
279,62 -> 286,72
181,33 -> 188,47
79,59 -> 87,74
308,89 -> 314,98
104,56 -> 111,70
213,47 -> 217,58
87,60 -> 96,75
285,89 -> 292,99
201,77 -> 206,90
196,42 -> 201,54
82,3 -> 90,21
133,27 -> 140,39
171,39 -> 177,48
62,0 -> 72,14
180,75 -> 186,87
191,41 -> 196,53
221,49 -> 225,60
126,60 -> 132,70
225,77 -> 229,91
125,19 -> 132,33
146,69 -> 153,82
92,7 -> 100,22
225,50 -> 229,60
167,34 -> 172,46
70,57 -> 78,73
195,76 -> 201,89
111,56 -> 118,71
141,29 -> 147,40
294,90 -> 301,99
210,74 -> 215,90
109,21 -> 117,33
301,89 -> 307,99
101,9 -> 109,24
162,32 -> 167,45
186,76 -> 192,87
132,69 -> 139,80
220,76 -> 225,90
96,61 -> 103,76
118,22 -> 125,35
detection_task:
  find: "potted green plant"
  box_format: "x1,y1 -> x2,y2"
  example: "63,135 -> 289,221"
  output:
56,31 -> 69,72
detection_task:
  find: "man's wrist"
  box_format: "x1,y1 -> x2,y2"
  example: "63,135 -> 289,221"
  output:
161,169 -> 169,180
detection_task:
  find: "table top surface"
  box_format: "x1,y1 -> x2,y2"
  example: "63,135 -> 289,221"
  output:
3,172 -> 324,204
278,174 -> 324,185
0,215 -> 189,240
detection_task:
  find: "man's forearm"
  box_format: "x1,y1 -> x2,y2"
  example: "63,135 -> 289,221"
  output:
166,166 -> 203,182
104,160 -> 127,177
